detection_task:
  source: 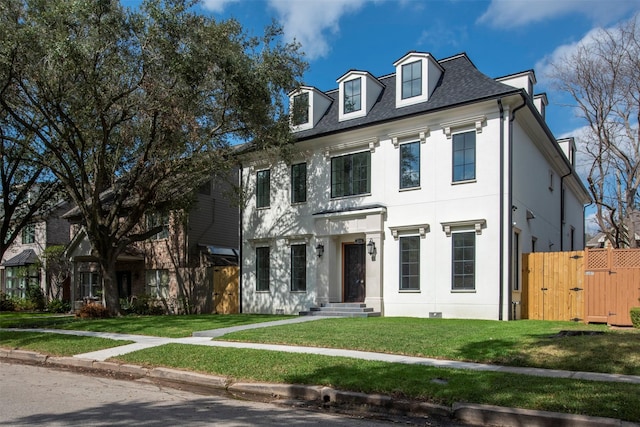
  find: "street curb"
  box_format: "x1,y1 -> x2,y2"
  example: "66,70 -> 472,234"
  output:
1,351 -> 638,427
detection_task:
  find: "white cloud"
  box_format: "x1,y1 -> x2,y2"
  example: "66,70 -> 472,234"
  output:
201,0 -> 241,13
478,0 -> 638,29
266,0 -> 371,60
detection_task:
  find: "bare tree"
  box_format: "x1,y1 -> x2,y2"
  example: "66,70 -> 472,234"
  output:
548,15 -> 640,248
0,0 -> 305,314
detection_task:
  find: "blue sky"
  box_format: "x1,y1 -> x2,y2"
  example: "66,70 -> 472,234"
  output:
173,0 -> 640,139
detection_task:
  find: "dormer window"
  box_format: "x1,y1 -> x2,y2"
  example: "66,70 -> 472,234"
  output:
394,52 -> 443,108
292,92 -> 309,126
289,86 -> 332,132
401,60 -> 422,99
344,78 -> 361,113
337,71 -> 383,122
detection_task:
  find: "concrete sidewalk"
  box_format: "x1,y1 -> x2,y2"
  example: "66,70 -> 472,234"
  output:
3,317 -> 640,384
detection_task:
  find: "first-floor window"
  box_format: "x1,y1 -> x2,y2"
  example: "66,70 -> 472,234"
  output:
146,269 -> 169,298
80,272 -> 100,299
256,247 -> 270,291
290,244 -> 306,292
452,232 -> 475,290
399,236 -> 420,290
4,266 -> 38,299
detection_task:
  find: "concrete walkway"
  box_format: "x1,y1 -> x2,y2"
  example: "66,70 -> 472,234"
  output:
3,316 -> 640,385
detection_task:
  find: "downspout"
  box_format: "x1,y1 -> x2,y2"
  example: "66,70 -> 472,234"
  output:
505,94 -> 527,320
238,166 -> 243,314
498,99 -> 505,321
559,171 -> 571,250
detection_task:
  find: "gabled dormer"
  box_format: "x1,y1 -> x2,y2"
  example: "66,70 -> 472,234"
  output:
496,70 -> 536,98
533,93 -> 548,120
337,70 -> 384,122
289,86 -> 332,132
557,137 -> 577,168
393,51 -> 443,108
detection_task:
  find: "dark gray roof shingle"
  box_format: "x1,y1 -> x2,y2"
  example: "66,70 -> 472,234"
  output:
294,53 -> 520,141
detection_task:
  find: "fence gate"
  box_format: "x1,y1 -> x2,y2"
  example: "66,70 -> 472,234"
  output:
522,251 -> 585,322
213,266 -> 239,314
585,248 -> 640,326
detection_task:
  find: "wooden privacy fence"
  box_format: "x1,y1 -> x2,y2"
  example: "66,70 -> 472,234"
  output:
522,248 -> 640,326
212,266 -> 239,314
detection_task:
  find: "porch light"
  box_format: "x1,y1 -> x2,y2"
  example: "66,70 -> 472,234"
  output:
315,243 -> 324,257
367,239 -> 375,256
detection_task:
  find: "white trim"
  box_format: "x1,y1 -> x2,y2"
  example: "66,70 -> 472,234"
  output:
389,127 -> 429,148
389,224 -> 430,240
324,137 -> 379,158
441,219 -> 486,236
441,115 -> 486,138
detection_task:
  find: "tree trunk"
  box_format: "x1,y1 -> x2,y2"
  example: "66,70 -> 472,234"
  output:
98,256 -> 120,316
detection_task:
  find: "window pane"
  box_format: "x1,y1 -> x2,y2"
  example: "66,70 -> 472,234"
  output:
400,142 -> 420,188
452,131 -> 476,182
344,78 -> 361,113
452,232 -> 475,290
331,152 -> 370,198
401,61 -> 422,99
256,247 -> 270,291
291,163 -> 307,203
399,236 -> 420,290
292,92 -> 309,125
290,244 -> 306,291
256,170 -> 270,208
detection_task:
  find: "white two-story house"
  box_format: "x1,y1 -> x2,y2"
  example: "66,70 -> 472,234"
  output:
239,51 -> 590,320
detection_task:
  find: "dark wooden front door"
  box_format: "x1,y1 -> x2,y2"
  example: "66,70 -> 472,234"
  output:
117,271 -> 132,299
344,243 -> 366,302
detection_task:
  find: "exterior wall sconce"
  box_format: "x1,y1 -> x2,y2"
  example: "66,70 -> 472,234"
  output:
315,243 -> 324,257
367,239 -> 375,257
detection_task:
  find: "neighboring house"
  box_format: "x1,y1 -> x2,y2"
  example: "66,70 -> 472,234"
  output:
64,174 -> 239,313
586,211 -> 640,248
0,201 -> 71,300
239,51 -> 591,320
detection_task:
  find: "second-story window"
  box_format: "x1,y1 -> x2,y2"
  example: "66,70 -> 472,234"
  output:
291,162 -> 307,203
401,60 -> 422,99
331,151 -> 371,198
452,131 -> 476,182
344,78 -> 361,113
147,212 -> 169,240
256,169 -> 271,208
400,141 -> 420,189
22,224 -> 35,244
292,92 -> 309,125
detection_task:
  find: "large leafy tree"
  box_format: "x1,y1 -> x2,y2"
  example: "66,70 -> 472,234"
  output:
0,0 -> 306,314
548,15 -> 640,247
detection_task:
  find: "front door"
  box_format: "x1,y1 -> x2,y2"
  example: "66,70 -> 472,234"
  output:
117,271 -> 132,299
343,243 -> 366,302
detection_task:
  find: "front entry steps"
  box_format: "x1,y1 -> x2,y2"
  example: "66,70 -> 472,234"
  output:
300,303 -> 381,318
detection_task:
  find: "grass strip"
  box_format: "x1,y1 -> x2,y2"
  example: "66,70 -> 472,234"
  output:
113,343 -> 640,422
0,313 -> 293,338
219,318 -> 640,375
0,330 -> 133,356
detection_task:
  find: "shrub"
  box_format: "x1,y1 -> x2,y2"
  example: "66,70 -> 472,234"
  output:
631,307 -> 640,329
0,292 -> 15,311
76,302 -> 110,319
26,284 -> 46,311
47,298 -> 71,313
119,294 -> 166,315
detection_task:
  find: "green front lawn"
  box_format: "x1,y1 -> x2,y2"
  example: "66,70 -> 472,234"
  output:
219,318 -> 640,375
0,330 -> 132,356
0,313 -> 293,338
113,343 -> 640,422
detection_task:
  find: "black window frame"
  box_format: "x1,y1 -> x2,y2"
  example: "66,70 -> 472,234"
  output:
452,131 -> 476,182
292,92 -> 309,126
331,151 -> 371,198
399,141 -> 420,189
401,60 -> 422,99
256,246 -> 270,292
399,236 -> 420,291
291,162 -> 307,204
290,244 -> 307,292
22,223 -> 35,244
344,77 -> 362,113
452,231 -> 475,291
256,169 -> 271,209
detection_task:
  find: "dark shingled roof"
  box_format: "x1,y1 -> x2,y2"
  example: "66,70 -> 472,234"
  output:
2,249 -> 38,266
294,53 -> 521,141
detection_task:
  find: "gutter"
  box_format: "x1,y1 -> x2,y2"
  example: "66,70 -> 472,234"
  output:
238,166 -> 243,314
498,99 -> 505,321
